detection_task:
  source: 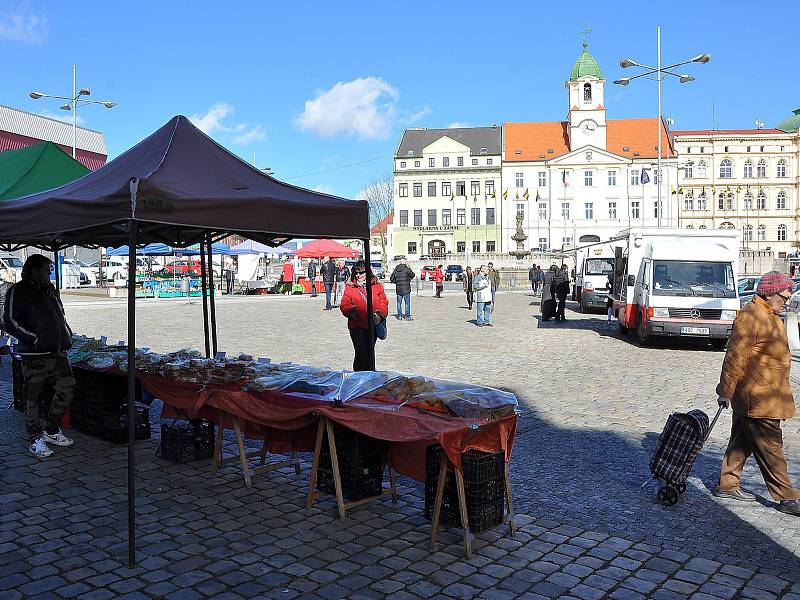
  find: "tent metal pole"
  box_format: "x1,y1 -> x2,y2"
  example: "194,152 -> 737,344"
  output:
126,219 -> 137,567
52,249 -> 60,298
199,238 -> 211,358
206,234 -> 218,356
363,238 -> 376,371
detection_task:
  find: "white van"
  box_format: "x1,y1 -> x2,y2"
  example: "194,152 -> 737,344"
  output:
611,228 -> 740,348
0,254 -> 23,282
575,241 -> 623,312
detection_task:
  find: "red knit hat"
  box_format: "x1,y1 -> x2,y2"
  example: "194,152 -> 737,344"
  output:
756,271 -> 794,296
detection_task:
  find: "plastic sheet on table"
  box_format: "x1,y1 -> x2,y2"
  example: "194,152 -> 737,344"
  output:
280,369 -> 343,400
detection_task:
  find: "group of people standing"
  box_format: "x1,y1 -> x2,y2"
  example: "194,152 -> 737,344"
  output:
539,264 -> 570,322
308,256 -> 351,310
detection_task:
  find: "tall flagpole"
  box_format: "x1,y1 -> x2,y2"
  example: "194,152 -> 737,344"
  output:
657,26 -> 662,228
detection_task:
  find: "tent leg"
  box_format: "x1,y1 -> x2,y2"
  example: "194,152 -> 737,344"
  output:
126,219 -> 137,567
206,234 -> 218,356
52,249 -> 60,298
363,238 -> 376,371
199,238 -> 211,358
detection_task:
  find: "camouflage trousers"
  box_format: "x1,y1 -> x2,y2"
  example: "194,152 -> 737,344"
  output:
21,354 -> 75,442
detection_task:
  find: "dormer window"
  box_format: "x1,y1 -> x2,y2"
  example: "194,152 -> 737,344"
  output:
623,147 -> 630,152
480,147 -> 487,155
583,83 -> 592,103
547,149 -> 554,154
406,150 -> 414,156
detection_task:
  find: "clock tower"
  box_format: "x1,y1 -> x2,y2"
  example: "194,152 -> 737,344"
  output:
566,42 -> 607,151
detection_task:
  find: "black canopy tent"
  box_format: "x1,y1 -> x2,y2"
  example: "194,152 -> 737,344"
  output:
0,116 -> 374,566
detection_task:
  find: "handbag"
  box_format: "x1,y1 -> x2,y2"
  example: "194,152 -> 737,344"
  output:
356,285 -> 387,340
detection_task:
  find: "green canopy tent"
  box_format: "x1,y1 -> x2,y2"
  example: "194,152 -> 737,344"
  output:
0,141 -> 90,201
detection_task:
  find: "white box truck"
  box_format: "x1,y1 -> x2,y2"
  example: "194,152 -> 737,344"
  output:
574,240 -> 625,312
610,228 -> 740,348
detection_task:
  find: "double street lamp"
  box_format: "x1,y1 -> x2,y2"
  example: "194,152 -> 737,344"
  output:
29,64 -> 117,159
613,27 -> 710,227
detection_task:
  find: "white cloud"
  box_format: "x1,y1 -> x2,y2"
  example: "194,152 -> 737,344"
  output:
296,77 -> 399,140
448,122 -> 472,129
38,110 -> 86,126
190,102 -> 266,146
313,185 -> 335,195
0,1 -> 47,45
406,106 -> 432,125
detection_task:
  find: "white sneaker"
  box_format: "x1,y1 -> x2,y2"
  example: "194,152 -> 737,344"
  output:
29,437 -> 54,457
42,429 -> 74,447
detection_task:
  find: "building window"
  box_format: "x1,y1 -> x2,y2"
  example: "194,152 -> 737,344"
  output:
631,201 -> 640,219
585,202 -> 594,220
427,182 -> 436,197
472,240 -> 481,253
538,172 -> 547,187
486,207 -> 495,225
584,170 -> 593,187
744,192 -> 753,211
779,224 -> 788,241
470,208 -> 480,225
407,241 -> 417,254
470,181 -> 480,197
456,208 -> 465,225
717,193 -> 724,210
515,172 -> 524,188
517,203 -> 525,219
442,181 -> 451,197
486,180 -> 495,197
486,241 -> 496,252
743,160 -> 753,178
630,169 -> 640,186
609,202 -> 617,219
457,157 -> 464,167
457,241 -> 465,252
399,210 -> 408,227
727,193 -> 735,211
471,158 -> 478,166
697,160 -> 707,178
744,225 -> 753,242
562,237 -> 572,248
539,238 -> 548,251
757,191 -> 767,210
778,159 -> 787,178
400,161 -> 406,168
757,159 -> 767,178
413,183 -> 422,197
654,201 -> 662,218
443,157 -> 449,167
442,209 -> 452,226
778,191 -> 787,210
456,181 -> 466,196
487,158 -> 493,166
538,202 -> 547,220
414,160 -> 420,168
398,183 -> 408,197
697,193 -> 707,211
719,159 -> 732,178
608,170 -> 617,186
758,224 -> 766,241
584,83 -> 592,102
428,158 -> 435,168
561,202 -> 570,220
413,210 -> 422,226
684,193 -> 694,211
685,163 -> 693,179
427,209 -> 437,226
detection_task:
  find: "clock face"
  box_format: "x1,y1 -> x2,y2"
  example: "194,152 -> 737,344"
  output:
581,121 -> 597,133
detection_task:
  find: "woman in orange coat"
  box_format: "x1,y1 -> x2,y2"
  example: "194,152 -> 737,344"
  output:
340,260 -> 389,371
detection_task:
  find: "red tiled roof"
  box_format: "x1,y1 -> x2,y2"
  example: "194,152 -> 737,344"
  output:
607,118 -> 674,159
672,129 -> 785,136
370,213 -> 393,235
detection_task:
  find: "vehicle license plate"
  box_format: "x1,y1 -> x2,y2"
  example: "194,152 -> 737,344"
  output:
681,326 -> 710,335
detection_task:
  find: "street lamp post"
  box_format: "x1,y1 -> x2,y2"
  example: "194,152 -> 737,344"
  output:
613,27 -> 710,228
29,64 -> 117,159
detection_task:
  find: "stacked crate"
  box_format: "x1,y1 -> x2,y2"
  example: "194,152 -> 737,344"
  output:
160,420 -> 215,463
317,424 -> 387,501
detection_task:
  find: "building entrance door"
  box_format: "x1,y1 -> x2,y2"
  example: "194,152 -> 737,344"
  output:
428,239 -> 445,257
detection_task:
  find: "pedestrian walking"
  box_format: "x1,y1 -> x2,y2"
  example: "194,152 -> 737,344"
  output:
307,259 -> 318,297
3,255 -> 76,457
463,266 -> 475,310
488,262 -> 500,310
541,265 -> 557,321
281,258 -> 294,295
714,271 -> 800,515
528,264 -> 537,294
434,264 -> 445,298
340,260 -> 389,371
334,260 -> 350,307
389,259 -> 415,320
554,264 -> 570,322
320,255 -> 336,310
473,265 -> 493,327
223,256 -> 236,295
606,274 -> 614,322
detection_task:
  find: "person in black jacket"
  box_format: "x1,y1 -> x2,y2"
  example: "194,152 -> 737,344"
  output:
389,259 -> 415,320
320,255 -> 336,310
553,264 -> 571,322
333,259 -> 350,307
3,254 -> 76,457
307,259 -> 318,298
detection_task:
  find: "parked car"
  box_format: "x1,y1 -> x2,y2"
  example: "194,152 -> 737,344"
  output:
0,254 -> 23,281
62,259 -> 91,285
445,264 -> 464,281
163,259 -> 204,276
419,265 -> 437,281
86,258 -> 128,282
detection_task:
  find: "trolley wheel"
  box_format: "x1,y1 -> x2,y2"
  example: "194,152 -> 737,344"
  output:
676,483 -> 687,494
658,485 -> 680,506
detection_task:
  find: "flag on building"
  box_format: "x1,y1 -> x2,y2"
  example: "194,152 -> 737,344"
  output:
515,190 -> 519,200
503,189 -> 508,200
450,191 -> 455,200
523,188 -> 529,200
535,189 -> 540,201
640,168 -> 650,184
562,170 -> 569,187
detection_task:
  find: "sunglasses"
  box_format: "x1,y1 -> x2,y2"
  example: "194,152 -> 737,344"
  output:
779,291 -> 792,301
355,270 -> 366,275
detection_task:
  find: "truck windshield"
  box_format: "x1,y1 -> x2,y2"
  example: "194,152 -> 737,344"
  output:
2,257 -> 23,268
652,260 -> 736,298
585,258 -> 614,276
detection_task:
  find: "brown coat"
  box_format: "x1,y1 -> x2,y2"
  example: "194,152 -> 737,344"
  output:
717,295 -> 796,420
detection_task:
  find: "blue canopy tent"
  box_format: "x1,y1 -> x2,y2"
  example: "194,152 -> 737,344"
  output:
107,242 -> 231,256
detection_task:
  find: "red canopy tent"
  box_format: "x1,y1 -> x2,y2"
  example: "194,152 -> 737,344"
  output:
294,238 -> 360,259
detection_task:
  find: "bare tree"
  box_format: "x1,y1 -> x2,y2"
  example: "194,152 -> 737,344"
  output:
361,174 -> 394,264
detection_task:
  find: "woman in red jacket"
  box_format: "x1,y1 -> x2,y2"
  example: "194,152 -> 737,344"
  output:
434,265 -> 445,298
340,260 -> 389,371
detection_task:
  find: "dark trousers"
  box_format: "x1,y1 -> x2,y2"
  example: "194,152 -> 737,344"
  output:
465,289 -> 474,309
349,328 -> 376,371
719,413 -> 800,501
324,282 -> 333,308
555,296 -> 567,320
22,354 -> 75,442
435,283 -> 443,298
310,278 -> 317,297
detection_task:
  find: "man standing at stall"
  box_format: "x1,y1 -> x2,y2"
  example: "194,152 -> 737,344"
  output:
307,259 -> 318,298
320,255 -> 336,310
334,259 -> 350,307
3,254 -> 76,458
390,258 -> 415,320
488,262 -> 500,311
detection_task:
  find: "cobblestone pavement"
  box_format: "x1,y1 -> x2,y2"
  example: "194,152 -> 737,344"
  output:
2,290 -> 800,598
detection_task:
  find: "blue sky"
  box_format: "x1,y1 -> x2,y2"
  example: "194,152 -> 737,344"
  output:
1,0 -> 797,201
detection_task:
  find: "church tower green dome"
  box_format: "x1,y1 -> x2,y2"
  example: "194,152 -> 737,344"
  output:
777,108 -> 800,133
569,42 -> 604,81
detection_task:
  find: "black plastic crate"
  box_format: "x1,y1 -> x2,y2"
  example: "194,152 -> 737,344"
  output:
424,446 -> 506,533
71,367 -> 143,418
316,424 -> 387,502
72,402 -> 150,444
160,420 -> 215,463
11,355 -> 57,416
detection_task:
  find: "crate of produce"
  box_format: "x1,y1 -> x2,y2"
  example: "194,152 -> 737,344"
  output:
72,401 -> 150,444
160,419 -> 215,463
424,445 -> 506,533
316,424 -> 387,502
